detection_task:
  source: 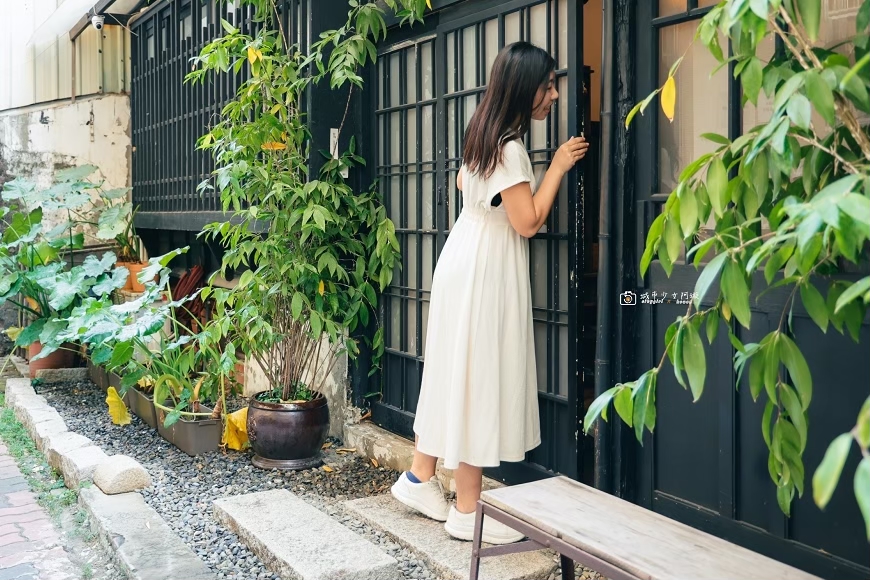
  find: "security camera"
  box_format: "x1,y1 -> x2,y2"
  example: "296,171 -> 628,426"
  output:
91,15 -> 105,30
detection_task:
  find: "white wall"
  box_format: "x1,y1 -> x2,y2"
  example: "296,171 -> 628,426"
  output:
0,93 -> 132,233
0,0 -> 130,111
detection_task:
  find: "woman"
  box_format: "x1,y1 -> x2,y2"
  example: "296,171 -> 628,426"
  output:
391,41 -> 589,544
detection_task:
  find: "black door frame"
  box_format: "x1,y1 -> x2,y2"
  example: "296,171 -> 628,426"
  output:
366,0 -> 589,485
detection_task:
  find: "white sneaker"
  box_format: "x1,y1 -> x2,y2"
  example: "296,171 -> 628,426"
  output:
444,505 -> 525,545
391,472 -> 450,522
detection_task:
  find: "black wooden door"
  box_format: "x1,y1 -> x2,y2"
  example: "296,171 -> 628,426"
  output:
371,0 -> 588,482
628,1 -> 870,578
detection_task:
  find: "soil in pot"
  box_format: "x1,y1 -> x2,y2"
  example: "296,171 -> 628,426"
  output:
156,403 -> 221,456
28,342 -> 77,379
247,392 -> 329,470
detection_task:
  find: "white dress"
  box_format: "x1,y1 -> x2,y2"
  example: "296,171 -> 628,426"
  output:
413,139 -> 541,470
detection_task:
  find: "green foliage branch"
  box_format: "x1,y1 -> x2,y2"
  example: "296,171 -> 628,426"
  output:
186,0 -> 427,401
586,0 -> 870,538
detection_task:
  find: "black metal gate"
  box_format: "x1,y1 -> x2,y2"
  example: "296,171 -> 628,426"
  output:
371,0 -> 589,482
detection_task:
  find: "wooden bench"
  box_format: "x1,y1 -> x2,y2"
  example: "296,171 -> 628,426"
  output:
470,476 -> 823,580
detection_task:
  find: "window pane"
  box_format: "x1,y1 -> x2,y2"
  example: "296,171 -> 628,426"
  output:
658,0 -> 685,16
658,22 -> 729,193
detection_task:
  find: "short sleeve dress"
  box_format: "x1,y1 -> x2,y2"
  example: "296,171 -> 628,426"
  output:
412,139 -> 541,470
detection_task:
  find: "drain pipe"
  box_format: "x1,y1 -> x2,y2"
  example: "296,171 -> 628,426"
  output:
593,0 -> 616,495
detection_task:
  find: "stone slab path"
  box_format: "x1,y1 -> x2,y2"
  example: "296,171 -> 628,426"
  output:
0,443 -> 77,580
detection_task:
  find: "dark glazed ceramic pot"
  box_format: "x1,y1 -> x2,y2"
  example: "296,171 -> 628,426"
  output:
247,393 -> 329,470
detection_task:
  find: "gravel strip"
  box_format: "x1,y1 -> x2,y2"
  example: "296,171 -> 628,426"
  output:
38,379 -> 438,580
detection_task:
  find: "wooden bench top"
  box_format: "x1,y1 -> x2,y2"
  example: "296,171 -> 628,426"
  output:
481,476 -> 823,580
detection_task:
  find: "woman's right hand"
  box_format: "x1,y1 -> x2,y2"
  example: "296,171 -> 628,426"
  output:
551,136 -> 589,175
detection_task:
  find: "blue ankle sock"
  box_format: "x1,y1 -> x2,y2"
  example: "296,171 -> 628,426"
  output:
405,471 -> 422,484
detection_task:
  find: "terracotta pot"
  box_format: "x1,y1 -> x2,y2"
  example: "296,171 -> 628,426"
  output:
28,341 -> 76,379
247,393 -> 329,470
127,262 -> 151,293
116,261 -> 134,290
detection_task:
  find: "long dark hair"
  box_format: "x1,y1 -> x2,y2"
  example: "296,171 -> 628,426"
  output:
462,42 -> 556,178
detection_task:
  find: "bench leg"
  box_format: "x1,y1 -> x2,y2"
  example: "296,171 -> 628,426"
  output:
469,501 -> 485,580
560,554 -> 575,580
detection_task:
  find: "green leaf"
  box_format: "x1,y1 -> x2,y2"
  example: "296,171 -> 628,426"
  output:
800,281 -> 828,332
664,215 -> 683,264
749,348 -> 766,401
707,158 -> 728,218
780,383 -> 808,452
15,319 -> 47,347
835,277 -> 870,314
742,57 -> 764,105
55,164 -> 97,182
779,334 -> 812,410
291,292 -> 304,319
694,252 -> 728,308
856,458 -> 870,540
777,482 -> 795,517
82,252 -> 117,277
859,0 -> 870,32
813,433 -> 853,509
805,71 -> 836,126
613,386 -> 634,428
796,0 -> 821,40
109,342 -> 135,370
721,258 -> 752,329
625,101 -> 644,129
762,399 -> 775,449
583,386 -> 619,434
857,396 -> 870,449
682,323 -> 706,402
786,94 -> 812,130
678,185 -> 699,238
706,309 -> 720,344
632,371 -> 657,442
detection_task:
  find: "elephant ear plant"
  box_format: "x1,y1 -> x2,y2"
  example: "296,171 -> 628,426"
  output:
585,0 -> 870,537
187,0 -> 428,404
0,165 -> 132,361
60,247 -> 236,428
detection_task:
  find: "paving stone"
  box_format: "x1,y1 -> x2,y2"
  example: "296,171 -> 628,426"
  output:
0,562 -> 38,580
344,494 -> 557,580
32,368 -> 88,383
0,491 -> 36,508
58,446 -> 109,489
93,455 -> 151,494
214,489 -> 400,580
3,379 -> 35,407
44,432 -> 93,472
30,420 -> 68,454
0,479 -> 28,496
79,486 -> 215,580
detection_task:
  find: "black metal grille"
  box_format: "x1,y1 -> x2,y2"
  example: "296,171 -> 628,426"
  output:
131,0 -> 304,215
373,0 -> 592,480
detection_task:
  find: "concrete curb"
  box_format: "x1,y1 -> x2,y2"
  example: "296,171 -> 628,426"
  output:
4,374 -> 216,580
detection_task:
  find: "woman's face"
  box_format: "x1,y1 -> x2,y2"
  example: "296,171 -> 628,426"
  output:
531,72 -> 558,121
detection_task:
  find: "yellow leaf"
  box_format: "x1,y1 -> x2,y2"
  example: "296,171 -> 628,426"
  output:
322,465 -> 334,472
261,141 -> 286,151
336,447 -> 357,453
247,46 -> 258,65
322,441 -> 333,449
371,458 -> 379,468
426,0 -> 431,8
722,302 -> 732,322
4,327 -> 22,341
137,375 -> 153,388
106,387 -> 131,426
661,76 -> 677,122
318,280 -> 325,296
222,406 -> 249,451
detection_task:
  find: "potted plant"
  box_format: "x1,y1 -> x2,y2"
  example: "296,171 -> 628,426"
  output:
0,166 -> 132,377
62,247 -> 236,455
186,0 -> 426,469
186,0 -> 420,469
109,205 -> 150,292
